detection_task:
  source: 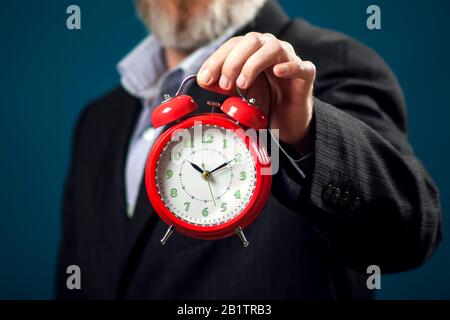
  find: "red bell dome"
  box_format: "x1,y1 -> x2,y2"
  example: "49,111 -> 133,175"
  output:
151,95 -> 198,128
220,97 -> 268,130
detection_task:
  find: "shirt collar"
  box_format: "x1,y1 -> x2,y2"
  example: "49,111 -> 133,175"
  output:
117,26 -> 238,102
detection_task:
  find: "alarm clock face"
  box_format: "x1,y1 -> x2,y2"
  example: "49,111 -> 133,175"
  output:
155,124 -> 257,226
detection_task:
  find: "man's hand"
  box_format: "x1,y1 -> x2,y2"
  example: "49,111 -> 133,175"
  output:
197,32 -> 316,155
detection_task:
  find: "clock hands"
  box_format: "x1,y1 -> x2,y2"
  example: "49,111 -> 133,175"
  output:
187,161 -> 204,174
202,163 -> 216,207
188,156 -> 235,176
186,157 -> 235,208
209,157 -> 237,174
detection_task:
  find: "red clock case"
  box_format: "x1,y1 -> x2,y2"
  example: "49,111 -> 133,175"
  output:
145,114 -> 272,240
144,80 -> 272,240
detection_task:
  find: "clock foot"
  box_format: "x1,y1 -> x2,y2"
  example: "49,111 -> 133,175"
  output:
160,225 -> 175,245
235,227 -> 249,248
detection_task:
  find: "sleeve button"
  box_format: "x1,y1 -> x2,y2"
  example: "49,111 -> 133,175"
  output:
331,187 -> 342,203
350,196 -> 361,212
339,191 -> 351,206
322,184 -> 335,200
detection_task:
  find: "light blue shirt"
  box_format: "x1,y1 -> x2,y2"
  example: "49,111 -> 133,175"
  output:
117,28 -> 238,217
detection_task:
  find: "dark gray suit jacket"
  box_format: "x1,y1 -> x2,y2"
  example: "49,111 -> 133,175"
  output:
56,1 -> 442,299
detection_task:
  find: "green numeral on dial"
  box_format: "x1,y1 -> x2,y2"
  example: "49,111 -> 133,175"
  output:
223,139 -> 227,149
170,188 -> 177,198
221,202 -> 227,212
234,190 -> 241,199
235,153 -> 242,162
202,134 -> 214,143
240,171 -> 246,181
202,207 -> 209,217
166,169 -> 173,179
184,202 -> 190,211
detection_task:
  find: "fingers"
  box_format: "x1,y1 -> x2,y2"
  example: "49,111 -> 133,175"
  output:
198,32 -> 316,91
219,33 -> 264,90
236,35 -> 288,89
197,37 -> 242,87
273,60 -> 316,83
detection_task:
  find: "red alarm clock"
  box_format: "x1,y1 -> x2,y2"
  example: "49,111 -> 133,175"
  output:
144,74 -> 272,247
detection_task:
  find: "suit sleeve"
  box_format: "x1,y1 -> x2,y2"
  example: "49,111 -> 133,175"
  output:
272,33 -> 443,273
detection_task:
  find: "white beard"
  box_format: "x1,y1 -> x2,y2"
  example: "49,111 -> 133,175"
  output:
138,0 -> 267,51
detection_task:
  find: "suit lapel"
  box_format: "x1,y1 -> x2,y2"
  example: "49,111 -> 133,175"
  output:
239,0 -> 290,36
90,87 -> 142,292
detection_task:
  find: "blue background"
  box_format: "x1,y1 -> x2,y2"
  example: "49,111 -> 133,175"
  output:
0,0 -> 449,299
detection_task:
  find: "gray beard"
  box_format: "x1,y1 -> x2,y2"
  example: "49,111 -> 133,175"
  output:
138,0 -> 267,51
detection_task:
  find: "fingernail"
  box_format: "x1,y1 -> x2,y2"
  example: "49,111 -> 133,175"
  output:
277,65 -> 288,75
198,69 -> 211,84
236,74 -> 247,88
219,75 -> 230,90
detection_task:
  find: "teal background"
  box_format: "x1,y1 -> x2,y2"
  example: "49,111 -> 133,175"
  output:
0,0 -> 449,299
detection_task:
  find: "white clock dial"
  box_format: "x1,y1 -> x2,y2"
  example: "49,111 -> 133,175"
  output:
155,125 -> 257,226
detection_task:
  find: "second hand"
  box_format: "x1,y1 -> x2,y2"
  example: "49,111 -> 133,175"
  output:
202,163 -> 216,207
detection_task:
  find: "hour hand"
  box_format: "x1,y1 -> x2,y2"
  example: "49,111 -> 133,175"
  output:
187,161 -> 204,174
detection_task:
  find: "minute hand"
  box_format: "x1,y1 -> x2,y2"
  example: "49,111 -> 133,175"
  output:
210,158 -> 236,174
